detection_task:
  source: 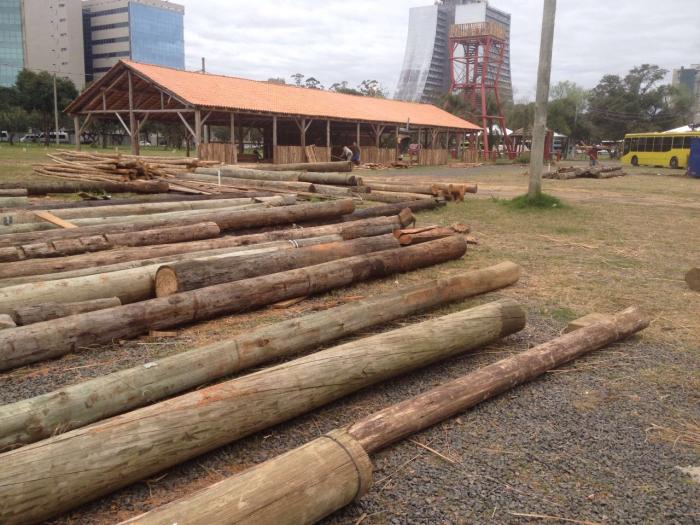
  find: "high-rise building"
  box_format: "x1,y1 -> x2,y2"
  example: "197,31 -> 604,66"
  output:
82,0 -> 185,82
395,0 -> 512,104
0,0 -> 85,89
672,65 -> 700,123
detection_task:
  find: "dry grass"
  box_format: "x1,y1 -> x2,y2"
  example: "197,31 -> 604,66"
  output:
646,418 -> 700,453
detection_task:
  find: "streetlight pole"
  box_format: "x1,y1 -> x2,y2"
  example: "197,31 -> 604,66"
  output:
53,73 -> 60,147
528,0 -> 557,199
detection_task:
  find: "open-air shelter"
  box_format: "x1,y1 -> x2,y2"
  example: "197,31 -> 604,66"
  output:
66,60 -> 481,165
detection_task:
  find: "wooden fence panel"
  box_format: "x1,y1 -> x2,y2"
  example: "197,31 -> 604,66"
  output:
417,149 -> 449,166
363,147 -> 397,164
198,144 -> 236,164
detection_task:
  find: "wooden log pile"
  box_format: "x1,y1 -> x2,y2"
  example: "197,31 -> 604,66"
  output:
33,150 -> 219,183
544,165 -> 627,180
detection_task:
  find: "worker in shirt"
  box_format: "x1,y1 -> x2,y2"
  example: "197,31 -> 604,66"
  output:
342,145 -> 353,162
351,142 -> 361,165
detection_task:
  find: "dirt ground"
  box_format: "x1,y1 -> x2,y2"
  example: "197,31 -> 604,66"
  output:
0,154 -> 698,524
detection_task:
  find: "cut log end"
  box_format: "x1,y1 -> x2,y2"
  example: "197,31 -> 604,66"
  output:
154,267 -> 179,297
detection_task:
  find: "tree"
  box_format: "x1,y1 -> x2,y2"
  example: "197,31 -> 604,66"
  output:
358,79 -> 386,98
586,64 -> 691,140
304,77 -> 323,90
546,81 -> 591,142
0,107 -> 30,145
14,69 -> 77,145
267,78 -> 286,85
291,73 -> 305,87
329,81 -> 362,96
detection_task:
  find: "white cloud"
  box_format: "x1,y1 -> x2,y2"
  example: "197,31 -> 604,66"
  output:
178,0 -> 700,99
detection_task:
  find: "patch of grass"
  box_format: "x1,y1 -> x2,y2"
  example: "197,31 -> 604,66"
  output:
501,192 -> 566,210
543,306 -> 578,322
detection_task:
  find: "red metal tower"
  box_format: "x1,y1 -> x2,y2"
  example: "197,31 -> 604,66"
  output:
449,22 -> 514,160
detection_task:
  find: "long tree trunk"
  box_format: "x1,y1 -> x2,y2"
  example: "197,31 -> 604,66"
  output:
0,237 -> 342,311
178,172 -> 316,193
0,213 -> 412,288
0,222 -> 221,262
156,234 -> 402,296
0,262 -> 521,449
0,197 -> 344,248
123,307 -> 647,525
0,299 -> 525,525
0,179 -> 171,195
0,237 -> 466,371
0,200 -> 356,278
365,191 -> 434,203
342,199 -> 443,222
242,161 -> 353,173
11,297 -> 122,325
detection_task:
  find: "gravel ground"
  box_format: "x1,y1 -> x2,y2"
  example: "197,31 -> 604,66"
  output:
2,285 -> 697,525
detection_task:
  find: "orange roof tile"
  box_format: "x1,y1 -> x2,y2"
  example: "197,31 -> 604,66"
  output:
72,61 -> 480,131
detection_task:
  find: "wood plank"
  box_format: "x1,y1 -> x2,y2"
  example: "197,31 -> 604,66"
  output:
33,211 -> 78,229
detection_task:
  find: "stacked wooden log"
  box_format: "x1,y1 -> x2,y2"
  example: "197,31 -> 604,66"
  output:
33,150 -> 219,182
544,165 -> 627,179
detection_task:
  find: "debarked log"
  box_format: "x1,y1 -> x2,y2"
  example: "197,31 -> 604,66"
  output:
155,234 -> 401,296
0,262 -> 521,449
0,236 -> 467,370
121,306 -> 648,525
0,299 -> 525,525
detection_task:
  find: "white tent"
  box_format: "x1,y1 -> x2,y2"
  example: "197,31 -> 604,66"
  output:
663,124 -> 699,133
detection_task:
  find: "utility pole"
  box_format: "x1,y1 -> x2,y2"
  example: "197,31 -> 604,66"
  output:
201,57 -> 206,74
528,0 -> 557,199
53,73 -> 60,147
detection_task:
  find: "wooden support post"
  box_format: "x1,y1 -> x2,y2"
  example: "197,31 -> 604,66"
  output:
326,119 -> 331,161
396,125 -> 400,158
300,118 -> 306,148
194,109 -> 202,148
73,116 -> 81,151
356,122 -> 361,146
272,115 -> 278,164
230,113 -> 238,164
127,71 -> 139,155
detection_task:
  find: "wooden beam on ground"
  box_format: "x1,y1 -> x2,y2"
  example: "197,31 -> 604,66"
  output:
0,236 -> 467,371
33,211 -> 77,229
119,307 -> 648,525
0,299 -> 524,525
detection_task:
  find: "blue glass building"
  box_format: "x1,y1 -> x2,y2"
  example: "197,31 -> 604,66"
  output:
129,1 -> 184,70
0,0 -> 24,87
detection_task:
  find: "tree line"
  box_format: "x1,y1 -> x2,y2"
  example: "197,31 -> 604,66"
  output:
269,74 -> 387,98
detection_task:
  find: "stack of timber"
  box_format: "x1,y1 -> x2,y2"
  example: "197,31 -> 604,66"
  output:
0,236 -> 468,370
0,297 -> 527,524
117,307 -> 647,525
33,150 -> 219,182
544,165 -> 627,179
361,176 -> 477,203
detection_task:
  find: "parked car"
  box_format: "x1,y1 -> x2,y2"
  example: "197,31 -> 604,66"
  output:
0,131 -> 8,142
139,139 -> 152,147
20,133 -> 39,143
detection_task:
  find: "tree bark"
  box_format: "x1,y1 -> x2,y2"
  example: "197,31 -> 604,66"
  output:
685,267 -> 700,291
0,299 -> 524,525
298,173 -> 362,186
0,222 -> 221,262
0,213 -> 410,288
179,172 -> 316,193
0,236 -> 467,371
365,190 -> 434,203
0,262 -> 521,449
342,199 -> 443,222
155,234 -> 402,296
244,161 -> 353,173
0,200 -> 355,278
12,297 -> 122,325
0,237 -> 343,312
125,307 -> 647,525
0,179 -> 170,195
196,167 -> 360,185
0,196 -> 311,248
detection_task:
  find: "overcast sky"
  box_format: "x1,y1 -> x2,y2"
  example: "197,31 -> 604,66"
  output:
180,0 -> 700,100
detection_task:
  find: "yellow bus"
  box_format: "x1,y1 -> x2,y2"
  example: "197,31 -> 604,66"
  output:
621,131 -> 700,169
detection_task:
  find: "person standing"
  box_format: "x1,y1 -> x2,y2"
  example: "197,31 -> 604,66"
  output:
351,142 -> 361,165
342,145 -> 353,162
